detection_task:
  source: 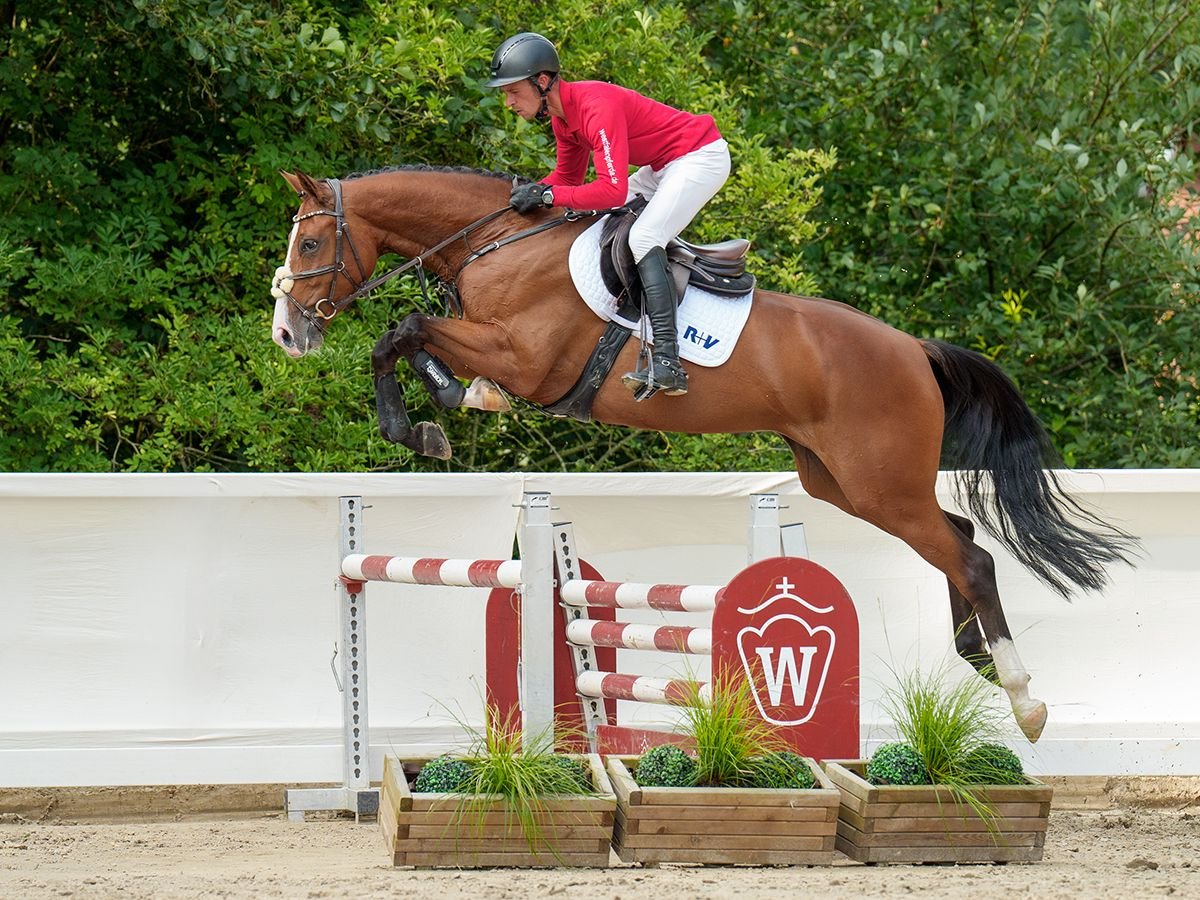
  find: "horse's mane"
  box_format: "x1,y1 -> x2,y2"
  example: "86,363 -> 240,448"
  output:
344,164 -> 517,183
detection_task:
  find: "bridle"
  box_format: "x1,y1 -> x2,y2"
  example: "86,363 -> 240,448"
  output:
278,176 -> 631,332
281,179 -> 369,332
279,177 -> 517,334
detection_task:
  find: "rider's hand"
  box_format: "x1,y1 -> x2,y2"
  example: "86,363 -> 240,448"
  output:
510,181 -> 552,214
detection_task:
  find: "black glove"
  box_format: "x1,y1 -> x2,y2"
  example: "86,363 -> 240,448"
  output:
510,181 -> 552,214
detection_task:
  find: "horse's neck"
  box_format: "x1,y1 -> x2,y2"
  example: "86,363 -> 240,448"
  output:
349,172 -> 510,276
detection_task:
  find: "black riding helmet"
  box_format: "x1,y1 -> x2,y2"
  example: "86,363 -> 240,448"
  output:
485,32 -> 560,88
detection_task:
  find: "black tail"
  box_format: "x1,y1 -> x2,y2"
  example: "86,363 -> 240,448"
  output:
923,340 -> 1137,597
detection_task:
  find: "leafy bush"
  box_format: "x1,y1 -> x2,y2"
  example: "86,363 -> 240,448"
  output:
634,744 -> 696,787
3,1 -> 1195,472
875,663 -> 1035,832
413,755 -> 473,793
958,742 -> 1026,785
693,0 -> 1200,467
547,754 -> 593,792
866,742 -> 929,786
0,0 -> 827,473
682,673 -> 783,788
882,663 -> 1014,786
750,750 -> 816,790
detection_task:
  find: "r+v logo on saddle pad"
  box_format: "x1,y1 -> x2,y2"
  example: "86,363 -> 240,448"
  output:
683,325 -> 720,350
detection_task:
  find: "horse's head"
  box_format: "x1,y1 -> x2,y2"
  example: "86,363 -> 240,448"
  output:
271,171 -> 379,357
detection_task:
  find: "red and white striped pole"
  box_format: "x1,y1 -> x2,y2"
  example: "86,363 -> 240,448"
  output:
342,554 -> 522,589
559,579 -> 722,612
575,671 -> 710,707
565,619 -> 712,655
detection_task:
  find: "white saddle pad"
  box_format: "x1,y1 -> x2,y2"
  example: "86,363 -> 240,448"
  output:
567,217 -> 753,367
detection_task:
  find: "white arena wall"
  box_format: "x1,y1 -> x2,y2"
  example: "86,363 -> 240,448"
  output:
0,470 -> 1196,788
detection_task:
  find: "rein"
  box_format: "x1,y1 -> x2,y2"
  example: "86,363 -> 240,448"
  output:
283,177 -> 625,330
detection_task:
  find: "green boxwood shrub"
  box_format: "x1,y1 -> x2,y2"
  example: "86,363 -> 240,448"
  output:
413,755 -> 473,793
634,744 -> 697,787
958,742 -> 1026,784
547,754 -> 593,792
750,750 -> 816,789
867,742 -> 929,785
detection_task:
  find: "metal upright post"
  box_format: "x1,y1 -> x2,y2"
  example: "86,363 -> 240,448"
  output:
516,491 -> 555,746
748,493 -> 783,562
552,520 -> 609,749
781,520 -> 809,558
285,496 -> 379,822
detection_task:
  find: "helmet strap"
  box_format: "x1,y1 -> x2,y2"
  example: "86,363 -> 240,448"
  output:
531,72 -> 559,121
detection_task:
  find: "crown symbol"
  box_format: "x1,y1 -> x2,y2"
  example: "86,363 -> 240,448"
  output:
737,576 -> 834,615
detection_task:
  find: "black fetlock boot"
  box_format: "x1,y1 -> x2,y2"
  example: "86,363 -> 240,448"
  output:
621,246 -> 689,397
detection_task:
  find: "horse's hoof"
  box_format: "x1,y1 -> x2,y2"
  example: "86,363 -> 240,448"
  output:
410,421 -> 452,460
462,377 -> 512,412
1015,699 -> 1048,743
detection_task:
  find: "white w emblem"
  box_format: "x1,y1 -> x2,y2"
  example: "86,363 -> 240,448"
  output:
754,645 -> 820,706
736,614 -> 836,725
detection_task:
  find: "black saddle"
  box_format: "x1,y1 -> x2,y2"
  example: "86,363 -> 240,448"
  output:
598,197 -> 755,318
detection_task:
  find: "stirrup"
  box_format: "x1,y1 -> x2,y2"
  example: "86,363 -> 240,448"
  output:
621,356 -> 689,399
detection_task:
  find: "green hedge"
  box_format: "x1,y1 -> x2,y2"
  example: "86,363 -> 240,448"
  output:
2,0 -> 1195,471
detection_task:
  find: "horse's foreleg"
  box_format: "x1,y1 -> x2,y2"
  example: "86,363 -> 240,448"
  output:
944,512 -> 999,685
410,350 -> 511,413
371,313 -> 521,457
371,324 -> 452,459
386,315 -> 513,414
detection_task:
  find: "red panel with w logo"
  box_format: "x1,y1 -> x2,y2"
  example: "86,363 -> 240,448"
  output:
712,557 -> 859,760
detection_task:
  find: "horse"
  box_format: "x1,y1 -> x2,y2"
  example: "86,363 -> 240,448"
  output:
269,165 -> 1136,743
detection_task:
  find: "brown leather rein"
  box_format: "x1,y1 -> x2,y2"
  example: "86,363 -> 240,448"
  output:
281,177 -> 624,332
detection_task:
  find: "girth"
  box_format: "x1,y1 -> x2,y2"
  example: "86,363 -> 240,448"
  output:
542,321 -> 632,422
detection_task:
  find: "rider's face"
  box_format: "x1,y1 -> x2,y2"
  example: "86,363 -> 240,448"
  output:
500,79 -> 542,121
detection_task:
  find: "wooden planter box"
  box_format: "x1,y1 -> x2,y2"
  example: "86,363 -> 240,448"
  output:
823,759 -> 1053,864
606,756 -> 840,866
379,754 -> 616,868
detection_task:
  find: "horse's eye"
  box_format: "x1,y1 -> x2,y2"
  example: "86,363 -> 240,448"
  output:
300,238 -> 319,254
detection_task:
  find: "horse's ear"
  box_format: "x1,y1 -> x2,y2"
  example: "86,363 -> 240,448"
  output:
281,170 -> 323,200
281,170 -> 305,197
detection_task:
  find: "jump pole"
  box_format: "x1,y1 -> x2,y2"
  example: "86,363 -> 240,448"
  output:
285,492 -> 556,822
539,496 -> 858,758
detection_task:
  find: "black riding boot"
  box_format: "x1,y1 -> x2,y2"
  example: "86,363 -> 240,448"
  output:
621,246 -> 689,396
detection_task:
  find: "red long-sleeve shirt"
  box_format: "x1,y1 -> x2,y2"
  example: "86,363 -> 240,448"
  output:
542,80 -> 722,210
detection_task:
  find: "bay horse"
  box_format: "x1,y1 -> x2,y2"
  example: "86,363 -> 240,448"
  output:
270,166 -> 1135,742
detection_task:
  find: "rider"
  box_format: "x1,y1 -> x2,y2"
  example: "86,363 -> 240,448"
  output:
486,32 -> 730,397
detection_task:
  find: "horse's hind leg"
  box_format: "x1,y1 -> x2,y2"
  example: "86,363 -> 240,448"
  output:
788,440 -> 1046,741
874,497 -> 1047,741
945,512 -> 1000,685
794,441 -> 996,679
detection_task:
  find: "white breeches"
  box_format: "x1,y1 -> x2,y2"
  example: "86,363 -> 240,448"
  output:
626,138 -> 731,263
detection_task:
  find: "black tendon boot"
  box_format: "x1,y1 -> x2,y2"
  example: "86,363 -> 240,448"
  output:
621,246 -> 689,396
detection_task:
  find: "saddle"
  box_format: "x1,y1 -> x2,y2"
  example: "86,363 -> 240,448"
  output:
543,202 -> 756,423
598,197 -> 755,316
